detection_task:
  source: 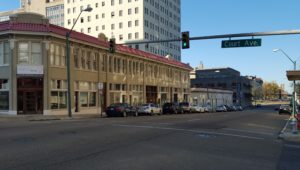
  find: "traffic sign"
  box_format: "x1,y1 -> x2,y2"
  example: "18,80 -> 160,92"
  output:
221,39 -> 261,48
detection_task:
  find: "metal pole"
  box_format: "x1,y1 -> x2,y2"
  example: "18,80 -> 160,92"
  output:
66,32 -> 72,117
65,7 -> 93,118
291,61 -> 297,133
274,49 -> 298,134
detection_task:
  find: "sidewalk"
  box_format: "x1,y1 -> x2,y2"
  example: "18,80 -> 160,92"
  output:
278,119 -> 300,142
0,113 -> 105,122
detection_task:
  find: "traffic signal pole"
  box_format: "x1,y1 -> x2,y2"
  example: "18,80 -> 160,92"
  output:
120,29 -> 300,46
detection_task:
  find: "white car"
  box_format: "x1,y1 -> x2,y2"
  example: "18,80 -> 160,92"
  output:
203,105 -> 212,112
138,103 -> 162,116
216,105 -> 227,112
190,104 -> 205,113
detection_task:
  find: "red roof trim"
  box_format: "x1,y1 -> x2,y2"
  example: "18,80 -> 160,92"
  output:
0,21 -> 192,70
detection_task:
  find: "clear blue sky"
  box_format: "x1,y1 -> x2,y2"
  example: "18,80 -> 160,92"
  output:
1,0 -> 300,93
181,0 -> 300,93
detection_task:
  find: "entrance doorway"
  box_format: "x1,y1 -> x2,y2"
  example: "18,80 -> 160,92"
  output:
146,86 -> 158,103
17,77 -> 43,114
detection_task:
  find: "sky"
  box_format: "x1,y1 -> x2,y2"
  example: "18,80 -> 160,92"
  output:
1,0 -> 300,93
181,0 -> 300,93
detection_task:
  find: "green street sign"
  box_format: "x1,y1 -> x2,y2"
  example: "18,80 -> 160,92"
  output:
221,39 -> 261,48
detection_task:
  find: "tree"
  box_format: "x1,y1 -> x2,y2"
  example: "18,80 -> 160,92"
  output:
262,81 -> 281,100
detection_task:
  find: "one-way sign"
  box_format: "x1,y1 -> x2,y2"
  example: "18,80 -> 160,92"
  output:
222,39 -> 261,48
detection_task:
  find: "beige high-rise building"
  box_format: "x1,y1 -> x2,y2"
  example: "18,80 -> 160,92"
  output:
64,0 -> 182,61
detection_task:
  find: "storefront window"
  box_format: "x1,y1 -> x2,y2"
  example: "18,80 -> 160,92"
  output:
51,91 -> 67,109
80,92 -> 88,107
0,79 -> 9,110
59,92 -> 67,108
50,91 -> 58,109
89,92 -> 96,106
0,91 -> 9,110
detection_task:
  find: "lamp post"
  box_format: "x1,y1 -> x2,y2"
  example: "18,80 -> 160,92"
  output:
66,6 -> 93,117
273,48 -> 297,134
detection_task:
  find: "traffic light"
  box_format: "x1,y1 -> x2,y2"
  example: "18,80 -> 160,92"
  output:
109,38 -> 116,53
181,31 -> 190,49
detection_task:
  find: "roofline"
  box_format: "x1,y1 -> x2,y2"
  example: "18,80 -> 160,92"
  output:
0,21 -> 192,71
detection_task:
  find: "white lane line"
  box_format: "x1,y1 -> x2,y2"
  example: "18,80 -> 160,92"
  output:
284,144 -> 300,149
223,128 -> 274,136
187,119 -> 203,122
247,123 -> 276,130
141,122 -> 173,125
117,124 -> 264,140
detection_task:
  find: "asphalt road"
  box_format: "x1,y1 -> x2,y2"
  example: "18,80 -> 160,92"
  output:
0,106 -> 299,170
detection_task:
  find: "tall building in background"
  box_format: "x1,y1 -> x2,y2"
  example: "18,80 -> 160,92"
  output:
64,0 -> 181,61
19,0 -> 64,26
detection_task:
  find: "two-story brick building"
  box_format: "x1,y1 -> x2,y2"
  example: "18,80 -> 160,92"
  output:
0,13 -> 191,115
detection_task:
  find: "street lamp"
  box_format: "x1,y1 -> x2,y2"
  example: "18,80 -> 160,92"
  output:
273,48 -> 297,134
66,6 -> 93,117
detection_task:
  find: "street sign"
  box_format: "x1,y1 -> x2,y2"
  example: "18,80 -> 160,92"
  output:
221,39 -> 261,48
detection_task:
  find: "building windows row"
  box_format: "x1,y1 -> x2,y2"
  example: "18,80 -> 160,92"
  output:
0,42 -> 9,65
73,48 -> 98,71
50,81 -> 97,109
116,32 -> 139,41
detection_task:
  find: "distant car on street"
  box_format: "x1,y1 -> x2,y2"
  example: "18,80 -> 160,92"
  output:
235,105 -> 243,111
179,102 -> 192,113
278,105 -> 291,115
216,105 -> 227,112
190,104 -> 205,113
162,102 -> 183,114
106,103 -> 138,117
138,103 -> 162,116
203,105 -> 212,112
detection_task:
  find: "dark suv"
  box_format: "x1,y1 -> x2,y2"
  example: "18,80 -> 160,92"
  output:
162,102 -> 183,114
278,105 -> 291,115
106,103 -> 138,117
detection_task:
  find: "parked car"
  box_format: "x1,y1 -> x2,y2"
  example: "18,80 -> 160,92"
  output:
190,104 -> 205,113
203,105 -> 212,112
179,102 -> 192,113
278,105 -> 292,115
235,105 -> 243,111
106,103 -> 138,117
216,105 -> 227,112
162,102 -> 183,114
230,105 -> 237,111
224,105 -> 234,112
138,103 -> 162,116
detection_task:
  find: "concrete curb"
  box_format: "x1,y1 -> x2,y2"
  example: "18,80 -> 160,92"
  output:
0,114 -> 106,122
278,120 -> 300,142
